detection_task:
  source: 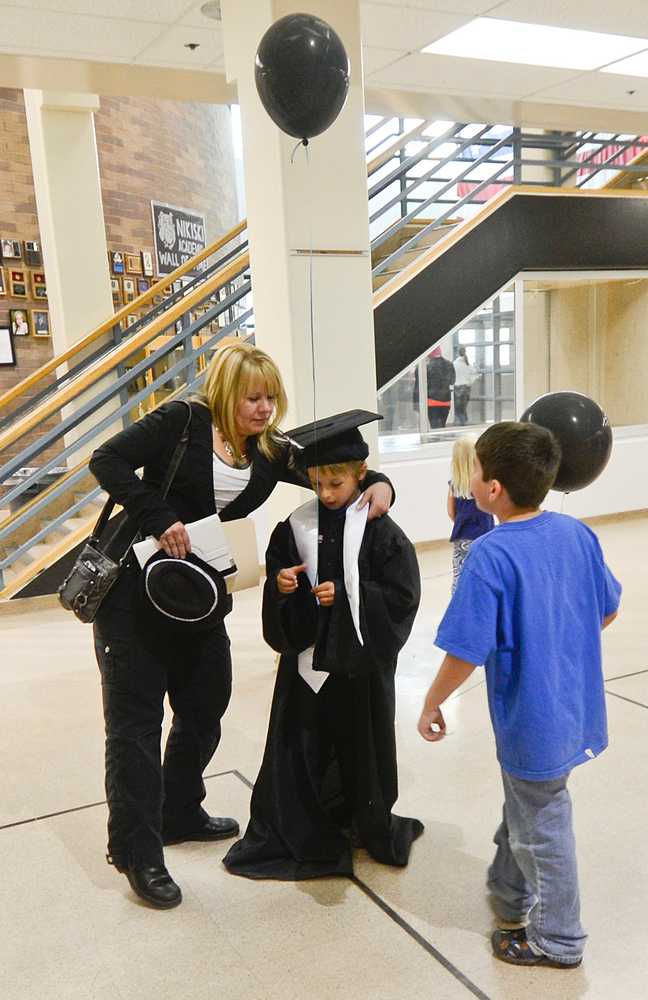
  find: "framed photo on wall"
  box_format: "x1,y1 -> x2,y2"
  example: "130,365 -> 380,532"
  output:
110,251 -> 125,275
31,271 -> 47,300
9,269 -> 27,297
141,250 -> 154,277
24,241 -> 42,267
10,308 -> 30,336
1,238 -> 21,260
126,253 -> 143,275
137,277 -> 149,295
0,327 -> 16,365
110,277 -> 122,307
0,267 -> 5,296
32,309 -> 50,337
122,277 -> 136,303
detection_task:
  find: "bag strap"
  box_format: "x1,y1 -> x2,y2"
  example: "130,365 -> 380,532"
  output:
90,400 -> 193,557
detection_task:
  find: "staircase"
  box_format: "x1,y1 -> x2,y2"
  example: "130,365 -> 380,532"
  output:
3,120 -> 648,599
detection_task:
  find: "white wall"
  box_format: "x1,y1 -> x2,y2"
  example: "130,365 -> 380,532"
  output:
383,426 -> 648,544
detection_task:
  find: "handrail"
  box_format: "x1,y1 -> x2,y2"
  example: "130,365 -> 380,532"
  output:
603,147 -> 648,189
0,218 -> 247,415
0,250 -> 250,455
372,184 -> 648,309
0,455 -> 89,537
366,119 -> 432,177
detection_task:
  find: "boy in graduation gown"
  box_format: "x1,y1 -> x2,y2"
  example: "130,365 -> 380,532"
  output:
223,410 -> 423,880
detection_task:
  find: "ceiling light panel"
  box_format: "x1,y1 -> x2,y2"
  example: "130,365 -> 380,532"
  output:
601,52 -> 648,78
422,18 -> 648,71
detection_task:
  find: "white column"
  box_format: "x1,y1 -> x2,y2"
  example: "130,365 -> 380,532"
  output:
222,0 -> 377,444
23,91 -> 113,356
24,90 -> 116,457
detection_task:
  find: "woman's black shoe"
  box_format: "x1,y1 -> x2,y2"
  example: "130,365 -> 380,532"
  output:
163,815 -> 240,845
126,865 -> 182,909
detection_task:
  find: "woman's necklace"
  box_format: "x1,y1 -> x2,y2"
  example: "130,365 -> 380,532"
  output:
216,428 -> 247,466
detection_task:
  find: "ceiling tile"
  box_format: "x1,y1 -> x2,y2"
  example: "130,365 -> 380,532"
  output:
364,0 -> 501,13
362,45 -> 406,76
486,0 -> 648,40
367,50 -> 582,98
360,3 -> 471,51
0,6 -> 162,59
179,1 -> 223,29
135,23 -> 223,68
0,0 -> 196,21
531,69 -> 648,111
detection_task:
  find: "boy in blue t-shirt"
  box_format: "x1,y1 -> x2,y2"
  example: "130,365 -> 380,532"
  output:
418,421 -> 621,971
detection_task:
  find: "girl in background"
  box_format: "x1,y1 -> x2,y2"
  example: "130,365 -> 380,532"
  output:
448,436 -> 494,591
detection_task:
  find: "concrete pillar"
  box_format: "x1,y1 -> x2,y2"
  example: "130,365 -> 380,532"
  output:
24,90 -> 117,458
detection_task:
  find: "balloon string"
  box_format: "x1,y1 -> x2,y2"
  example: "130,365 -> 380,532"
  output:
290,138 -> 319,589
305,141 -> 319,588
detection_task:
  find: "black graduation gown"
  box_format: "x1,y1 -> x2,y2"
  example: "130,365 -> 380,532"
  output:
223,504 -> 424,880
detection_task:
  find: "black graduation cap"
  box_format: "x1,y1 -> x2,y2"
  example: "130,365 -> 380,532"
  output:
286,409 -> 382,468
138,551 -> 231,632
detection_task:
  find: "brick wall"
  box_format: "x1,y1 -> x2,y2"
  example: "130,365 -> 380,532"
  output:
0,90 -> 238,501
95,95 -> 239,264
0,88 -> 54,403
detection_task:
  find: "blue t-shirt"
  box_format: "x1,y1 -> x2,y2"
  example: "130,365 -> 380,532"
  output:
435,512 -> 621,780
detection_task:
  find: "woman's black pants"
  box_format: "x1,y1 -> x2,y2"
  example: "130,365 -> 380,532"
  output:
93,572 -> 232,871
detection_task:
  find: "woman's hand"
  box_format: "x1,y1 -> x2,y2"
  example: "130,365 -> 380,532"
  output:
357,482 -> 392,521
159,521 -> 191,559
277,564 -> 307,595
312,581 -> 335,607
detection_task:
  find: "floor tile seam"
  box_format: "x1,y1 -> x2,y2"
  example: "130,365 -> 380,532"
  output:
604,689 -> 648,711
350,875 -> 492,1000
0,769 -> 238,832
229,769 -> 490,1000
604,667 -> 648,683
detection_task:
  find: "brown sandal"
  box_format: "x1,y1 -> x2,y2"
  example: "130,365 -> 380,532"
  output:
491,928 -> 582,969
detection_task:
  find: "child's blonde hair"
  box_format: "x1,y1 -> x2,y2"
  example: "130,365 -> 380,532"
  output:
450,436 -> 476,498
198,340 -> 288,463
307,460 -> 367,479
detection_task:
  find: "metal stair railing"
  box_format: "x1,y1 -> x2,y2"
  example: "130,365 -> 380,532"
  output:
0,219 -> 248,425
0,296 -> 254,591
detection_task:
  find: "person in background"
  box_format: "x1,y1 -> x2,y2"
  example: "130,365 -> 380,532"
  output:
426,346 -> 455,429
453,347 -> 479,426
447,436 -> 494,592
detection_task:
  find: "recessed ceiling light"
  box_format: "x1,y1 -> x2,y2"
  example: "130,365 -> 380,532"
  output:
201,1 -> 222,20
422,18 -> 648,72
601,51 -> 648,77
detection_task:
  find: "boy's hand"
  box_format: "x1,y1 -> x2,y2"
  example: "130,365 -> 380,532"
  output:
312,581 -> 335,606
417,705 -> 446,742
277,563 -> 307,595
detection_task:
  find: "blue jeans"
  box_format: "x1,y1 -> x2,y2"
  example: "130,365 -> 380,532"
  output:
487,768 -> 587,965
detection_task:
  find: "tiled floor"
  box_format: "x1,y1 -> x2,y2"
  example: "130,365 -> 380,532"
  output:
1,512 -> 647,1000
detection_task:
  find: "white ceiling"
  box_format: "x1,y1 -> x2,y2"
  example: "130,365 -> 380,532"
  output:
0,0 -> 648,123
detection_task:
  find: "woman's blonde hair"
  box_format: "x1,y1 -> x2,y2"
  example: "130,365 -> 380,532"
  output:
450,435 -> 477,498
199,340 -> 288,462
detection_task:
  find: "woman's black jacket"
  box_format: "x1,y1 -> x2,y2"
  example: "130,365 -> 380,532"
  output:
89,401 -> 393,548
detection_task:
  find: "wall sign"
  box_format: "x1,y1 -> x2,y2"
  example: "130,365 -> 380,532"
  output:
151,201 -> 206,277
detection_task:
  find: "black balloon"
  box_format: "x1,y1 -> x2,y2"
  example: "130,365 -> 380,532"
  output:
255,14 -> 350,141
520,391 -> 612,493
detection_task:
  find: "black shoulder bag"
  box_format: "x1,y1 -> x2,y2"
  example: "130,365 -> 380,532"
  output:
58,401 -> 192,623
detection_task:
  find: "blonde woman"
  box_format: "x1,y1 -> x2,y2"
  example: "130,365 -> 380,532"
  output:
447,435 -> 494,592
88,341 -> 393,910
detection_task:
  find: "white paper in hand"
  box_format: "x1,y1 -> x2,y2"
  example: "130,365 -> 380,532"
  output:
133,513 -> 237,579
